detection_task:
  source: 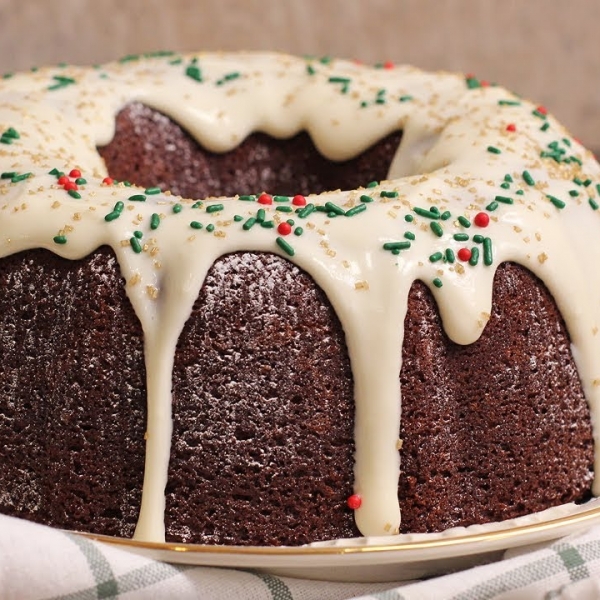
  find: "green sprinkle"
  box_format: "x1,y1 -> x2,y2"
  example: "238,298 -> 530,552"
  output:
589,198 -> 599,210
366,181 -> 378,188
414,207 -> 439,219
487,146 -> 501,154
53,235 -> 67,245
324,201 -> 345,215
239,194 -> 256,201
68,189 -> 81,199
546,194 -> 566,209
273,195 -> 289,203
173,203 -> 183,213
3,127 -> 19,139
286,219 -> 295,226
216,72 -> 241,85
11,172 -> 32,183
430,221 -> 444,237
473,234 -> 485,243
583,179 -> 592,187
233,214 -> 244,222
383,241 -> 411,251
104,211 -> 120,222
134,230 -> 143,239
206,203 -> 223,213
498,99 -> 521,106
486,201 -> 499,211
306,63 -> 316,76
243,217 -> 257,230
256,208 -> 266,223
504,174 -> 513,182
399,95 -> 413,102
405,214 -> 414,222
457,216 -> 471,228
429,252 -> 443,263
404,231 -> 416,240
440,211 -> 452,221
276,236 -> 295,256
150,213 -> 161,229
445,248 -> 455,263
432,278 -> 443,288
260,220 -> 275,229
1,171 -> 16,179
47,75 -> 76,91
500,182 -> 510,188
276,206 -> 293,213
345,204 -> 367,217
190,221 -> 203,229
483,237 -> 493,266
541,122 -> 550,132
495,195 -> 514,204
75,177 -> 86,185
144,186 -> 161,195
469,247 -> 480,266
191,201 -> 202,209
532,108 -> 547,119
453,233 -> 469,241
294,227 -> 304,236
128,194 -> 146,202
297,203 -> 315,218
328,76 -> 351,93
569,190 -> 580,197
380,190 -> 398,198
360,194 -> 373,203
522,171 -> 535,186
206,223 -> 215,232
129,237 -> 142,253
516,189 -> 525,195
185,60 -> 203,82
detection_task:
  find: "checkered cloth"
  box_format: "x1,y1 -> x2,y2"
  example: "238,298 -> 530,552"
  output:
1,514 -> 600,599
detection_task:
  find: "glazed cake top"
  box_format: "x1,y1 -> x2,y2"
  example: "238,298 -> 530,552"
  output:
1,51 -> 600,542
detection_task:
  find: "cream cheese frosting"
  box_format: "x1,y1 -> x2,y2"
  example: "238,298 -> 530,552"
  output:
1,51 -> 600,543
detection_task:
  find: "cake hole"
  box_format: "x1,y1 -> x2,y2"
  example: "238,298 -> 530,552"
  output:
97,102 -> 403,199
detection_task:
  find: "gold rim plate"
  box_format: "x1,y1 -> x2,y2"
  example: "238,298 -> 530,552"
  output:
74,499 -> 600,582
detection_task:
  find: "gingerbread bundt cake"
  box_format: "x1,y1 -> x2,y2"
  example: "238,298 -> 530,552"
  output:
0,52 -> 599,546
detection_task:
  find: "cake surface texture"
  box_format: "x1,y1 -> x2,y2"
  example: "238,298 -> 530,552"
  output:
0,51 -> 599,546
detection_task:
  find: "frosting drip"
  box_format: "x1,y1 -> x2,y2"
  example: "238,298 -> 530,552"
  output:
1,52 -> 599,542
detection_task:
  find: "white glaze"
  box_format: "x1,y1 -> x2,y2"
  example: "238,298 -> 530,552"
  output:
1,52 -> 600,542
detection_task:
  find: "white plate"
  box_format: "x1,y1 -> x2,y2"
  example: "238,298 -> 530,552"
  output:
77,499 -> 600,582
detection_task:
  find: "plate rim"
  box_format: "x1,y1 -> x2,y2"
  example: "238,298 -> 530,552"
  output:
75,499 -> 600,557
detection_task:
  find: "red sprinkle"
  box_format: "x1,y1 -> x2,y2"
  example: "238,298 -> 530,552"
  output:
474,212 -> 490,227
457,248 -> 472,262
102,177 -> 114,186
292,194 -> 306,206
383,60 -> 394,70
480,80 -> 490,87
69,168 -> 81,178
63,181 -> 78,191
57,175 -> 70,185
506,123 -> 516,132
277,222 -> 292,235
536,105 -> 548,116
257,193 -> 273,205
347,494 -> 362,510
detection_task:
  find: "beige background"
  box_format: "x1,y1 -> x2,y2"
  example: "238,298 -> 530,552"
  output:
0,0 -> 599,148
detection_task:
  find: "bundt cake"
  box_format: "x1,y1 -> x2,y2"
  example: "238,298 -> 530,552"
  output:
0,52 -> 599,546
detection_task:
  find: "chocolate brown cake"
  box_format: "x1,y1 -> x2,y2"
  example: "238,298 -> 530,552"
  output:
0,52 -> 599,546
